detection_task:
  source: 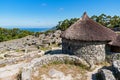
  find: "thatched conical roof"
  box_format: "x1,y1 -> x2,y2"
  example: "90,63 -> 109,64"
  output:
109,34 -> 120,47
61,12 -> 117,41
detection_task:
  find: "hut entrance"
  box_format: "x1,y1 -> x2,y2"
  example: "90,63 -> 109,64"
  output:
111,46 -> 120,53
105,44 -> 111,54
68,46 -> 70,50
68,46 -> 73,55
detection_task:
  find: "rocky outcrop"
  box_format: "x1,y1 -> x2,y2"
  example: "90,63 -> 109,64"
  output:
97,60 -> 120,80
21,54 -> 89,80
0,50 -> 44,66
0,30 -> 62,52
41,68 -> 73,80
0,63 -> 24,80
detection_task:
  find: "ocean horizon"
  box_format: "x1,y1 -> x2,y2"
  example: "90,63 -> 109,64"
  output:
2,27 -> 52,32
19,27 -> 51,32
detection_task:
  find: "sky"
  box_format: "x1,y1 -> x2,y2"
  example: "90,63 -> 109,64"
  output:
0,0 -> 120,28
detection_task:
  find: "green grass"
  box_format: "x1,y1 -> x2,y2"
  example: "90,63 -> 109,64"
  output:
40,47 -> 51,51
0,63 -> 6,67
42,58 -> 89,70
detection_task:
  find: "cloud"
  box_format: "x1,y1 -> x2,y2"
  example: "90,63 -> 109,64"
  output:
59,8 -> 64,11
41,3 -> 47,6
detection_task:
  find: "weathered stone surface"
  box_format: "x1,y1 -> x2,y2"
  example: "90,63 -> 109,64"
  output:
48,68 -> 65,78
62,39 -> 106,65
4,52 -> 23,58
41,68 -> 73,80
22,66 -> 32,80
21,54 -> 89,80
106,53 -> 120,63
113,60 -> 120,72
0,63 -> 24,80
0,30 -> 62,52
112,60 -> 120,79
99,69 -> 116,80
0,69 -> 20,80
31,54 -> 89,68
0,50 -> 44,66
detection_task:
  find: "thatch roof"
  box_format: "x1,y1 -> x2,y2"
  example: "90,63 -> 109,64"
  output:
109,34 -> 120,47
61,12 -> 117,41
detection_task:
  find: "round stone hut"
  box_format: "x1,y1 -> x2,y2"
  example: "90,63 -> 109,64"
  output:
61,12 -> 116,64
109,34 -> 120,53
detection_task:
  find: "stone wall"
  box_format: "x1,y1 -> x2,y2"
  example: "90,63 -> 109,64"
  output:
106,52 -> 120,63
0,30 -> 62,52
21,54 -> 89,80
62,39 -> 107,64
0,50 -> 44,66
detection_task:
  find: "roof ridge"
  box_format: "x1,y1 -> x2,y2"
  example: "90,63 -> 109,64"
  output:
82,12 -> 89,21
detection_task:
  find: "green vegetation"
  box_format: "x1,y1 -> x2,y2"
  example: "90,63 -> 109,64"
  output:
1,14 -> 120,42
55,18 -> 79,31
91,14 -> 120,28
42,58 -> 89,70
0,27 -> 34,42
40,47 -> 51,51
55,14 -> 120,30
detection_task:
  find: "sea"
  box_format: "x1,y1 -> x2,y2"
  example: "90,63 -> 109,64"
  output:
19,28 -> 51,32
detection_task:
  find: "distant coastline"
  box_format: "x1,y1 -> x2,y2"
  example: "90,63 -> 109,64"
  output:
19,28 -> 51,32
2,27 -> 51,32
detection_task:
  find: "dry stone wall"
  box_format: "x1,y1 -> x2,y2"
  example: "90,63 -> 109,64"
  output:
0,30 -> 62,52
106,52 -> 120,63
21,54 -> 89,80
0,50 -> 44,66
62,39 -> 106,64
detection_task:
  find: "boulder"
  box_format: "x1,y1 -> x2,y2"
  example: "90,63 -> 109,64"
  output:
4,52 -> 23,58
22,66 -> 32,80
0,63 -> 23,80
48,68 -> 65,78
42,39 -> 50,44
99,69 -> 116,80
106,53 -> 120,63
0,69 -> 20,80
40,44 -> 49,48
112,60 -> 120,79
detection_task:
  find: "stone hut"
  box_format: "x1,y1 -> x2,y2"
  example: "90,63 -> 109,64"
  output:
109,34 -> 120,53
61,12 -> 116,64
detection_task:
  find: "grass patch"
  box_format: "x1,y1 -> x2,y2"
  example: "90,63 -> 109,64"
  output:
99,61 -> 110,66
41,58 -> 89,70
32,63 -> 87,80
51,61 -> 64,65
50,44 -> 59,47
0,63 -> 6,67
40,47 -> 51,51
15,49 -> 22,52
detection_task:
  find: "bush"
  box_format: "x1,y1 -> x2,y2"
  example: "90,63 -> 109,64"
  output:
0,27 -> 34,42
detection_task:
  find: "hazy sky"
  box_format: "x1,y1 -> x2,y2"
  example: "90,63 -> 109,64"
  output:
0,0 -> 120,28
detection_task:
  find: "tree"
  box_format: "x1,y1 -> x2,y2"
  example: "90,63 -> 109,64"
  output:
0,27 -> 34,42
56,18 -> 79,30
